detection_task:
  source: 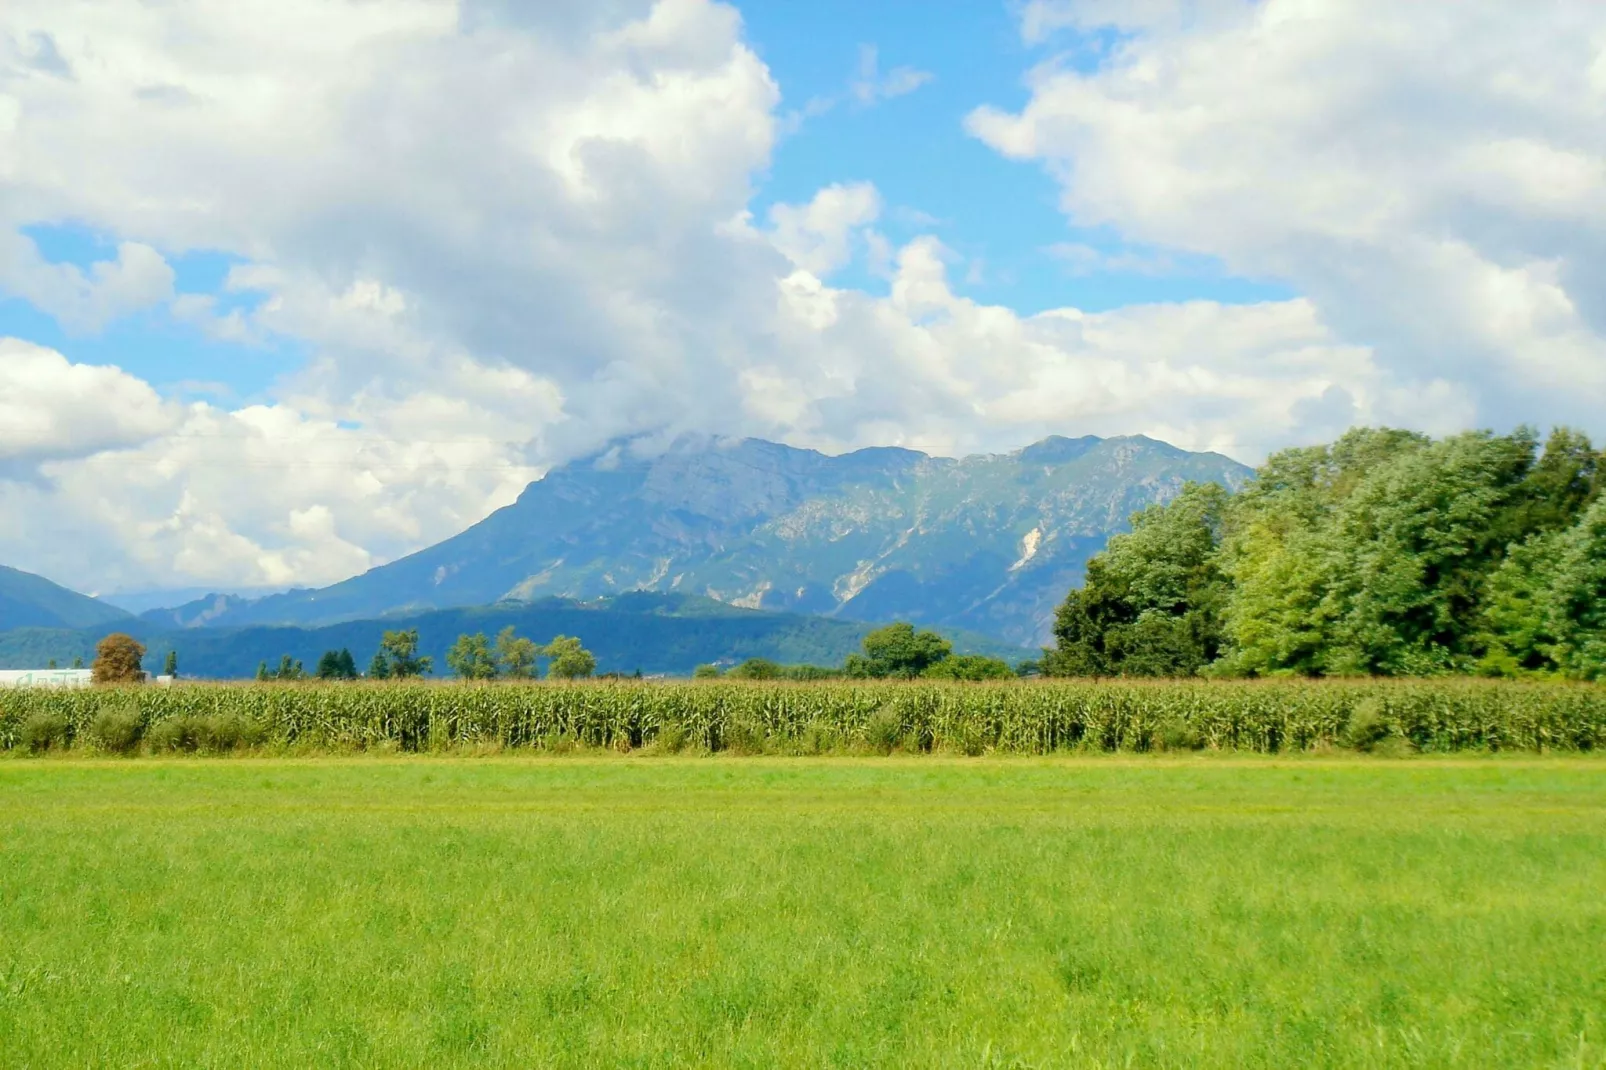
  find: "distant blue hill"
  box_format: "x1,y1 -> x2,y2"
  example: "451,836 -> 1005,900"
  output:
0,565 -> 132,631
0,593 -> 1019,679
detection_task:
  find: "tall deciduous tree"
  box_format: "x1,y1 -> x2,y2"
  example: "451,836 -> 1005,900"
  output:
845,622 -> 952,678
494,627 -> 540,679
446,632 -> 498,680
1044,425 -> 1606,680
379,629 -> 432,678
1045,482 -> 1230,677
92,633 -> 146,684
543,635 -> 596,679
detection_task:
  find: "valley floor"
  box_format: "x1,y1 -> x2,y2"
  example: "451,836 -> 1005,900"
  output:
2,757 -> 1604,1067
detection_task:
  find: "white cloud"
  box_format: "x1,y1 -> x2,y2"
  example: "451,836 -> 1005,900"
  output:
971,0 -> 1606,431
0,340 -> 175,467
1019,0 -> 1250,43
0,0 -> 1597,594
1046,241 -> 1185,277
0,355 -> 548,590
850,45 -> 934,107
766,182 -> 882,277
755,236 -> 1430,461
0,234 -> 174,333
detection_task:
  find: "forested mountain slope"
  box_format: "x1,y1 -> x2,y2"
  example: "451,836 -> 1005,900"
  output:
162,434 -> 1250,645
0,565 -> 132,632
0,593 -> 1018,679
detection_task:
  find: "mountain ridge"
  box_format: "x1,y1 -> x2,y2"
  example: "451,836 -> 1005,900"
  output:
165,432 -> 1251,644
0,565 -> 134,632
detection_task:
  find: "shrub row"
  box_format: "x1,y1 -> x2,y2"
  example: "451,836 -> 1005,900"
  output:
3,678 -> 1604,756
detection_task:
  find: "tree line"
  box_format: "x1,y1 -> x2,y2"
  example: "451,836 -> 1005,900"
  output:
693,622 -> 1016,681
1045,426 -> 1606,679
250,628 -> 598,682
79,620 -> 1017,685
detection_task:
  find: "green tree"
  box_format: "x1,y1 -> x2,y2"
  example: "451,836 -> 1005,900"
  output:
728,657 -> 782,680
1044,482 -> 1230,677
256,660 -> 269,682
91,633 -> 146,684
163,650 -> 178,678
265,655 -> 305,681
922,654 -> 1014,681
1481,495 -> 1606,680
543,635 -> 596,679
367,651 -> 392,680
379,629 -> 431,678
845,622 -> 952,678
1540,496 -> 1606,679
1491,427 -> 1602,544
494,627 -> 540,679
445,632 -> 498,680
692,663 -> 722,679
315,649 -> 359,680
1213,429 -> 1550,676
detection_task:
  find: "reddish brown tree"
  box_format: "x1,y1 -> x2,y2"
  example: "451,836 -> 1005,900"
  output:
92,633 -> 146,684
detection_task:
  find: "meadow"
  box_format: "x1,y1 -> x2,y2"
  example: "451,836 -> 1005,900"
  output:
1,757 -> 1603,1067
4,677 -> 1606,757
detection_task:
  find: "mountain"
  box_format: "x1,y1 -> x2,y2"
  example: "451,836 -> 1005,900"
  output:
158,434 -> 1252,645
104,586 -> 287,617
0,565 -> 133,631
0,593 -> 1019,679
139,592 -> 260,629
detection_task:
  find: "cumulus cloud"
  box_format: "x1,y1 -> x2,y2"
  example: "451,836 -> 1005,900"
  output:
971,0 -> 1606,431
0,340 -> 175,468
0,0 -> 1596,593
0,349 -> 546,590
0,233 -> 174,333
766,183 -> 883,277
750,236 -> 1433,460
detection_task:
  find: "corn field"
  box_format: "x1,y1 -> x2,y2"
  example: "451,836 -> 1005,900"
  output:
4,678 -> 1605,756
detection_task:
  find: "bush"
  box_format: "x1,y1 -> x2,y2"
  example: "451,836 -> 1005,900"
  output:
88,708 -> 144,755
1159,719 -> 1205,752
199,714 -> 265,753
655,722 -> 691,754
1344,698 -> 1390,752
147,716 -> 204,753
863,707 -> 904,755
721,721 -> 767,756
21,711 -> 70,754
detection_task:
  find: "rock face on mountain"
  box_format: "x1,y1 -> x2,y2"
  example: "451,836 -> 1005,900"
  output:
186,434 -> 1251,646
0,565 -> 132,632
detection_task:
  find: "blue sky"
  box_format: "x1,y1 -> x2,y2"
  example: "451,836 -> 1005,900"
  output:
0,0 -> 1599,592
0,233 -> 299,402
0,0 -> 1290,407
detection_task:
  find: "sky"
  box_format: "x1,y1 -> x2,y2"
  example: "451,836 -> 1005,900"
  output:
1,0 -> 1603,597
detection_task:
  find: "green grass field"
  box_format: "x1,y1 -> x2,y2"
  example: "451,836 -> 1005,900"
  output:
2,757 -> 1604,1067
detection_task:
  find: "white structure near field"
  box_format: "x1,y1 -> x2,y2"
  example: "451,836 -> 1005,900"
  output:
0,669 -> 94,688
0,670 -> 174,688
